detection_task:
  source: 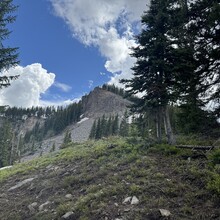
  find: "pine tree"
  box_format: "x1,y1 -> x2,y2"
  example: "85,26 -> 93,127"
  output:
0,0 -> 19,88
112,114 -> 119,135
119,111 -> 129,137
100,115 -> 107,137
95,118 -> 102,139
106,116 -> 113,136
0,120 -> 13,167
121,0 -> 182,144
188,0 -> 220,105
89,120 -> 97,139
61,131 -> 72,148
171,0 -> 220,134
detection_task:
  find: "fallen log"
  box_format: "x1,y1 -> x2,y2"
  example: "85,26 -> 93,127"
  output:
176,145 -> 214,151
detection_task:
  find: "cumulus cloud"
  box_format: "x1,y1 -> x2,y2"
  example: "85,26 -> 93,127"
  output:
50,0 -> 149,85
54,81 -> 72,92
0,63 -> 55,107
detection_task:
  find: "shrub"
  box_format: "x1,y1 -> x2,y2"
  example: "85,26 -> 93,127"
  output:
207,173 -> 220,195
208,149 -> 220,167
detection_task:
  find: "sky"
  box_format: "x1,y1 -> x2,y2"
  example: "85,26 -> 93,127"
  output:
0,0 -> 149,108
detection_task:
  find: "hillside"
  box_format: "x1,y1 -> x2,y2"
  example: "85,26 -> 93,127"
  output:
0,87 -> 132,163
0,138 -> 219,220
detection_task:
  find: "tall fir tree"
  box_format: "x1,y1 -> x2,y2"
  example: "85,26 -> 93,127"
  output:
0,0 -> 19,88
172,0 -> 220,134
89,120 -> 97,139
121,0 -> 183,144
119,111 -> 129,137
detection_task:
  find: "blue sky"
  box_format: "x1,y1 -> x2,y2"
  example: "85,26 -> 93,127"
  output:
1,0 -> 148,107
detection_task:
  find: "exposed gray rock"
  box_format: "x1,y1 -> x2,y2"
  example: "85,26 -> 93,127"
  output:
0,166 -> 12,171
28,202 -> 38,212
114,202 -> 119,207
123,196 -> 139,205
39,201 -> 51,212
8,177 -> 35,191
65,194 -> 73,199
159,209 -> 171,217
131,196 -> 139,205
62,211 -> 74,219
123,196 -> 132,204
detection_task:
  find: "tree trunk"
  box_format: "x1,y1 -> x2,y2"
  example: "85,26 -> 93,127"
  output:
163,105 -> 176,145
156,107 -> 162,143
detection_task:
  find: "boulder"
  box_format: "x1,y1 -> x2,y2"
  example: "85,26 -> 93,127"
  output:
131,196 -> 139,205
39,201 -> 51,212
65,194 -> 73,199
122,196 -> 132,204
62,211 -> 74,219
159,209 -> 171,217
8,177 -> 36,191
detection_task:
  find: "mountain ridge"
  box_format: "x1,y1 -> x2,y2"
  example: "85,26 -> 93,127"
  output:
18,86 -> 131,162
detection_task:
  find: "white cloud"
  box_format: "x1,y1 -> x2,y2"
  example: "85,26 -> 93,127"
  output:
88,80 -> 94,88
39,98 -> 80,107
0,63 -> 55,107
54,81 -> 72,92
50,0 -> 149,85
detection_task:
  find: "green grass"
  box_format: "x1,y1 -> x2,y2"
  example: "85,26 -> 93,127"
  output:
1,136 -> 220,220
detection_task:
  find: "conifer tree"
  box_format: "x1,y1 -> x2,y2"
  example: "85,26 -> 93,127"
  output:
89,120 -> 97,139
112,114 -> 119,135
106,116 -> 113,136
100,115 -> 107,137
119,111 -> 129,137
188,0 -> 220,105
61,131 -> 72,148
95,118 -> 102,139
121,0 -> 182,144
0,120 -> 13,167
0,0 -> 19,88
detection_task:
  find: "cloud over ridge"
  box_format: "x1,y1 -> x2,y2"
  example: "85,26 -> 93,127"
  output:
50,0 -> 149,85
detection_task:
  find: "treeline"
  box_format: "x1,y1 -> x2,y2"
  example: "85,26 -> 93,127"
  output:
90,104 -> 220,142
132,106 -> 219,139
89,112 -> 129,139
102,84 -> 138,102
24,102 -> 82,143
0,106 -> 56,120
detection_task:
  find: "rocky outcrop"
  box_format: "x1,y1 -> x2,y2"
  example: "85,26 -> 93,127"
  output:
82,87 -> 131,117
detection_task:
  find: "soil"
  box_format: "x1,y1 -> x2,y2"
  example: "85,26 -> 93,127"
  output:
0,142 -> 219,220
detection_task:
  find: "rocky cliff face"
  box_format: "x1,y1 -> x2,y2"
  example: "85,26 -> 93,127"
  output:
82,87 -> 131,117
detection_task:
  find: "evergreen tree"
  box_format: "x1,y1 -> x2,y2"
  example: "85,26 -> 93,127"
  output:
0,0 -> 19,88
95,118 -> 102,139
119,111 -> 129,137
106,116 -> 113,136
100,115 -> 107,137
89,120 -> 97,139
61,131 -> 72,148
112,114 -> 119,135
121,0 -> 181,144
0,120 -> 13,167
188,0 -> 220,104
171,0 -> 220,134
